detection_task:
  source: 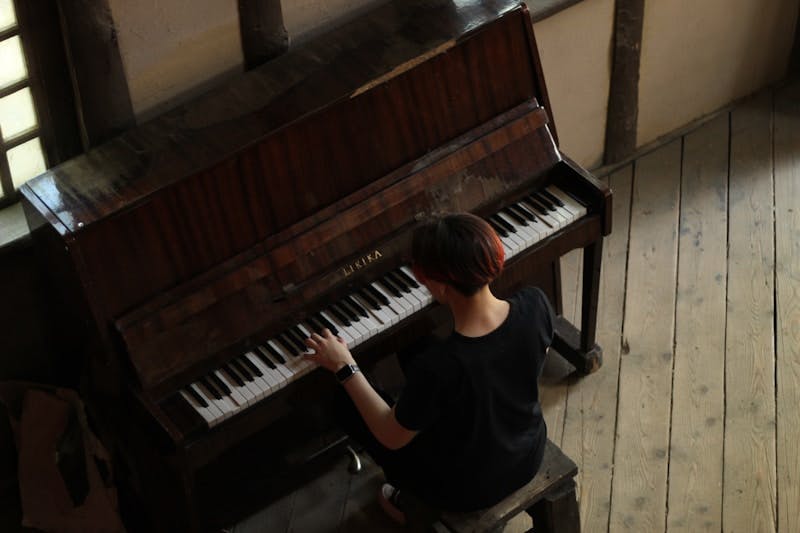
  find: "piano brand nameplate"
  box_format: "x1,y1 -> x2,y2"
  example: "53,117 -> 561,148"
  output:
341,250 -> 383,277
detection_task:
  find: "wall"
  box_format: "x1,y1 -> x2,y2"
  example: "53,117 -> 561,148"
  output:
106,0 -> 244,120
104,0 -> 798,169
533,0 -> 615,167
638,0 -> 799,148
107,0 -> 386,120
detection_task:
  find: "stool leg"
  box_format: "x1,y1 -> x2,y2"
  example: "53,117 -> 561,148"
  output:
526,478 -> 580,533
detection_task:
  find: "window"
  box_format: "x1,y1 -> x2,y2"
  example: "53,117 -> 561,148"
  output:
0,0 -> 47,208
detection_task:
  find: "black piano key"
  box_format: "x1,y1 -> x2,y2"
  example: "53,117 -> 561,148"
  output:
512,203 -> 537,222
558,187 -> 589,207
395,269 -> 420,288
377,279 -> 402,298
256,346 -> 278,369
209,373 -> 232,395
491,214 -> 515,234
366,284 -> 390,305
346,295 -> 369,317
278,334 -> 303,356
200,378 -> 223,400
336,301 -> 359,322
239,355 -> 263,377
387,272 -> 410,292
357,288 -> 380,309
503,207 -> 527,225
486,217 -> 508,237
222,365 -> 245,387
288,329 -> 310,353
185,386 -> 208,408
525,196 -> 549,215
231,359 -> 253,381
327,305 -> 352,326
532,192 -> 555,211
313,313 -> 339,336
540,189 -> 565,207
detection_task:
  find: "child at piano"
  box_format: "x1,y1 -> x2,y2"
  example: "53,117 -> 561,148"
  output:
304,212 -> 554,525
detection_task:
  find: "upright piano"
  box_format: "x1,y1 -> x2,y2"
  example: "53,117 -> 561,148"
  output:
20,1 -> 611,529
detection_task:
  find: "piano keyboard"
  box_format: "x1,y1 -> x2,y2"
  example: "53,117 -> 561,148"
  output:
178,185 -> 587,427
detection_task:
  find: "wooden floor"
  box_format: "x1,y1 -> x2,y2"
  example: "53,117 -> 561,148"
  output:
230,78 -> 800,532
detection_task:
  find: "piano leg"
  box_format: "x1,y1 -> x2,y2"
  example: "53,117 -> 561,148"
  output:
551,239 -> 604,374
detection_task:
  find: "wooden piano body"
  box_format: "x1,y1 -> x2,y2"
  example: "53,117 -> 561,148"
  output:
20,1 -> 611,529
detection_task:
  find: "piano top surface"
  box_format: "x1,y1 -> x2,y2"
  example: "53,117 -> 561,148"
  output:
20,0 -> 544,237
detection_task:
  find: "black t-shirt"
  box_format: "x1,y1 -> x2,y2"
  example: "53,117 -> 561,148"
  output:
393,287 -> 555,511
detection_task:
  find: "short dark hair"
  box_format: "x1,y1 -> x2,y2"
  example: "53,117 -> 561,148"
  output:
411,213 -> 505,296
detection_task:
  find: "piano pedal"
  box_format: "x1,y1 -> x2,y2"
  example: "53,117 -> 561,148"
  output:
346,444 -> 363,474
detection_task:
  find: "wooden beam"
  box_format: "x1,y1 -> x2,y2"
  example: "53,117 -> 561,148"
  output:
57,0 -> 135,148
603,0 -> 644,164
238,0 -> 289,70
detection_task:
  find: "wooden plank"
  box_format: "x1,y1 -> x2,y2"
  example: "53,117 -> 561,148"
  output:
723,92 -> 777,532
611,139 -> 681,532
540,250 -> 582,446
562,165 -> 632,533
774,80 -> 800,533
667,114 -> 728,531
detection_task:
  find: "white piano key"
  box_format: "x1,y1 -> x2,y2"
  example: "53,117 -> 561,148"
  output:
180,389 -> 217,426
190,383 -> 224,421
353,293 -> 394,327
227,364 -> 263,401
370,282 -> 409,318
214,369 -> 249,407
245,351 -> 281,393
496,212 -> 536,248
319,310 -> 355,344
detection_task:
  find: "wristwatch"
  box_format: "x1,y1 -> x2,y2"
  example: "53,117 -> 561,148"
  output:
335,363 -> 360,384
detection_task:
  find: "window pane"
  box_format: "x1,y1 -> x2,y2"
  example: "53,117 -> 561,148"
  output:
0,87 -> 37,140
8,136 -> 46,188
0,0 -> 16,32
0,36 -> 27,89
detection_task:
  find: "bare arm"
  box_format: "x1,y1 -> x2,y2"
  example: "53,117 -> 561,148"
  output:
305,329 -> 418,450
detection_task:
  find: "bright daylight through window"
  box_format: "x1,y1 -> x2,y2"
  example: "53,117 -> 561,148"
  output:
0,0 -> 47,207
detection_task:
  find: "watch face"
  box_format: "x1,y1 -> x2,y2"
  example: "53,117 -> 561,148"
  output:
336,364 -> 358,382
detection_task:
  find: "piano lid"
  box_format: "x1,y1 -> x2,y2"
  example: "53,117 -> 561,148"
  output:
20,1 -> 553,237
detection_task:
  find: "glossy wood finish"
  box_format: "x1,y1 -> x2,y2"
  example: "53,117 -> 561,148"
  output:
18,2 -> 610,530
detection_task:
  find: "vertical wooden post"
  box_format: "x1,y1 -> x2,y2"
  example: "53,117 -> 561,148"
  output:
604,0 -> 645,164
238,0 -> 289,70
56,0 -> 135,149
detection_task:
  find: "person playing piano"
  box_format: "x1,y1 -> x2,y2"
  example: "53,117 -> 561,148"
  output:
305,212 -> 554,524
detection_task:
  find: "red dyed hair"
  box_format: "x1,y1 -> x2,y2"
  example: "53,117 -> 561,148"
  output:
411,213 -> 505,296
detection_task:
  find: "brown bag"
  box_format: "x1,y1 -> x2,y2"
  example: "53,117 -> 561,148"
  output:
0,382 -> 125,533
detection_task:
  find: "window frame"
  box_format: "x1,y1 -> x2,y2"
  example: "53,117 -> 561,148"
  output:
0,0 -> 82,209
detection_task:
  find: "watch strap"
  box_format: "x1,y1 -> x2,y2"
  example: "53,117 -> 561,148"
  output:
335,363 -> 360,383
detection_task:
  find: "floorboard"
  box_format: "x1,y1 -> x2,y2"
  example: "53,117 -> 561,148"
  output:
563,166 -> 632,533
611,139 -> 681,532
774,79 -> 800,533
724,91 -> 777,533
667,113 -> 729,532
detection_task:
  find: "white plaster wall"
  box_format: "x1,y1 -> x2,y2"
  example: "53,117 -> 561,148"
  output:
107,0 -> 243,120
534,0 -> 615,168
281,0 -> 387,44
638,0 -> 799,148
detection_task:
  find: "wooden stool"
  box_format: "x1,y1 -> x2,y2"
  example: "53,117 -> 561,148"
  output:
433,440 -> 580,533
